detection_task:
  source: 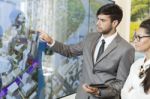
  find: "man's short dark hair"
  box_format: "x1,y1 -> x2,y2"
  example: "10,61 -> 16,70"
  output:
96,3 -> 123,24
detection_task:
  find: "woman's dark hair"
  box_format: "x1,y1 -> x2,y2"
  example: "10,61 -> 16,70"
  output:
142,67 -> 150,94
96,3 -> 123,24
140,18 -> 150,93
140,18 -> 150,35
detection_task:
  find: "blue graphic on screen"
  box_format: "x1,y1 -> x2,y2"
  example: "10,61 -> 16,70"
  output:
0,26 -> 3,37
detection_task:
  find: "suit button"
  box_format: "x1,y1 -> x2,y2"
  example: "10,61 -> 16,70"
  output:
93,69 -> 95,74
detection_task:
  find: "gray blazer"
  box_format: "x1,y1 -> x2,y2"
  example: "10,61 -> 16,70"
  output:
51,32 -> 135,99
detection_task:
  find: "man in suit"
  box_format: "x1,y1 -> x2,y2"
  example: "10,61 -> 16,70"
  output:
39,3 -> 135,99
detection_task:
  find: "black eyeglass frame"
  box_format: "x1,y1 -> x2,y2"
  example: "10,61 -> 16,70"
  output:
134,34 -> 150,41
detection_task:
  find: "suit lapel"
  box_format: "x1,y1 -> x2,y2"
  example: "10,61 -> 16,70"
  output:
95,34 -> 120,65
90,33 -> 101,64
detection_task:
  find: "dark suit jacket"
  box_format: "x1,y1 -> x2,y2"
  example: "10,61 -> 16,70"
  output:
50,32 -> 135,99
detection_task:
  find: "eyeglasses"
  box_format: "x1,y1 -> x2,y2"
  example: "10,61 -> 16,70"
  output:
134,34 -> 150,42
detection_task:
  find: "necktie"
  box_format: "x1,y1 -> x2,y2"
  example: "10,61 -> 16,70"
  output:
96,39 -> 105,61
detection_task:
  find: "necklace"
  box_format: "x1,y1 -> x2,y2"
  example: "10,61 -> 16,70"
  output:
139,64 -> 150,79
139,65 -> 145,79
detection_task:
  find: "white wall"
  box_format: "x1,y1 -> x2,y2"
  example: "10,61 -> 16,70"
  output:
113,0 -> 131,41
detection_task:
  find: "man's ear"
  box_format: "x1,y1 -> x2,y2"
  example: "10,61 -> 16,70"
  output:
112,20 -> 119,27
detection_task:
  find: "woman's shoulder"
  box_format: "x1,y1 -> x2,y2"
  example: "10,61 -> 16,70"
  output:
135,57 -> 145,63
130,57 -> 145,70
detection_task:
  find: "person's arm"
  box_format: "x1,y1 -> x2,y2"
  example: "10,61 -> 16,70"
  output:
121,63 -> 135,99
98,47 -> 135,98
39,30 -> 84,57
50,41 -> 83,57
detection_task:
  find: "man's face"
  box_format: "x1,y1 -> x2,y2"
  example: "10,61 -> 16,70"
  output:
96,14 -> 113,34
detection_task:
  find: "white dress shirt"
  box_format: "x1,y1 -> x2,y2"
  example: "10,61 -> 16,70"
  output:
93,32 -> 117,63
121,57 -> 150,99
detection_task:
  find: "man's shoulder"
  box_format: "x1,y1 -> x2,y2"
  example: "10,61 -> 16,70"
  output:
87,32 -> 100,36
85,32 -> 101,39
116,35 -> 134,50
115,37 -> 135,57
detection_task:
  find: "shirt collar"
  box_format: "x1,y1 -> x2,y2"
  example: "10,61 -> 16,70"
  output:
100,31 -> 118,45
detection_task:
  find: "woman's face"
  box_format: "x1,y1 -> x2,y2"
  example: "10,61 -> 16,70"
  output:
134,27 -> 150,52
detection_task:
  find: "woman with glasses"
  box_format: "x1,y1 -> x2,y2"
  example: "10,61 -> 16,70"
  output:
121,19 -> 150,99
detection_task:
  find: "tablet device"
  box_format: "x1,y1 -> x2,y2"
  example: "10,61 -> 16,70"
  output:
89,84 -> 108,88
